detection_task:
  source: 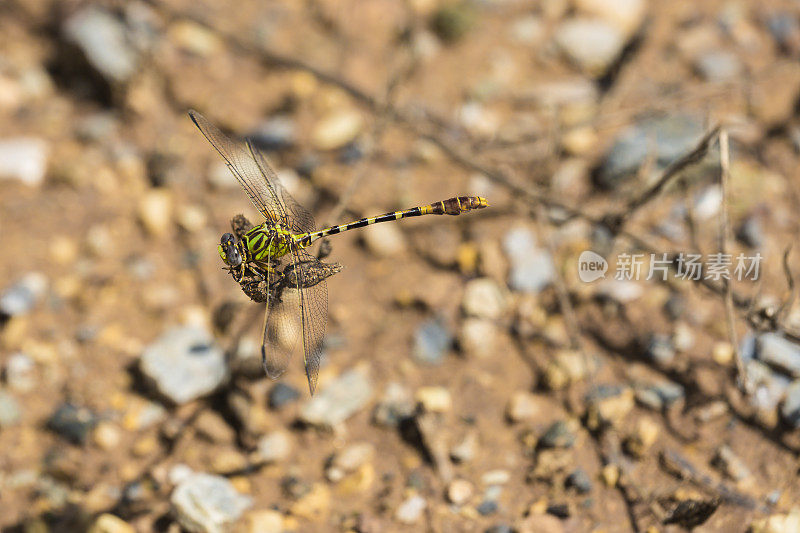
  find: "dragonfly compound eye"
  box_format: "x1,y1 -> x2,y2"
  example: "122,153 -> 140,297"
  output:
219,232 -> 242,267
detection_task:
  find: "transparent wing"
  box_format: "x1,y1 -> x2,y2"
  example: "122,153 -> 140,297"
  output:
261,257 -> 301,380
189,110 -> 286,225
294,248 -> 328,395
250,145 -> 316,234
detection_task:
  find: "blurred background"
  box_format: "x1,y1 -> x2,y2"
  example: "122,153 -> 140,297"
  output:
1,0 -> 800,531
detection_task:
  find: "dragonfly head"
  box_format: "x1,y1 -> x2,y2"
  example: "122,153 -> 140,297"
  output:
218,232 -> 243,268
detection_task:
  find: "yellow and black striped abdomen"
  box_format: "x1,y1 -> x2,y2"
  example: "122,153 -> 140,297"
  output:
298,196 -> 488,248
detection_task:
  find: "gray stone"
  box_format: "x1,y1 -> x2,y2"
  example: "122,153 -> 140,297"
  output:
462,278 -> 508,319
396,495 -> 426,524
747,360 -> 790,412
0,390 -> 21,427
767,13 -> 800,54
300,367 -> 372,427
757,332 -> 800,378
736,216 -> 764,249
139,326 -> 227,404
539,420 -> 577,449
712,445 -> 752,481
566,469 -> 593,494
693,50 -> 743,82
63,7 -> 140,83
413,318 -> 452,365
326,442 -> 375,482
597,115 -> 705,189
250,116 -> 297,152
0,138 -> 49,186
171,473 -> 252,533
5,352 -> 36,392
646,334 -> 676,365
255,430 -> 292,463
781,380 -> 800,429
477,500 -> 499,516
503,227 -> 554,293
48,403 -> 97,444
0,273 -> 47,316
635,380 -> 685,410
372,382 -> 415,427
268,383 -> 300,409
554,18 -> 626,75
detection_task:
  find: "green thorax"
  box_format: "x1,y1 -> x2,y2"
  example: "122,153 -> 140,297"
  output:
242,223 -> 304,262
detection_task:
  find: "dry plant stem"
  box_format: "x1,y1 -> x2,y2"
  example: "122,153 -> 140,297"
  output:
719,129 -> 750,394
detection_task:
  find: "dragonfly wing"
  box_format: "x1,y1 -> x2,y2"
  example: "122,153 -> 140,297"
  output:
293,248 -> 329,395
189,110 -> 285,225
261,262 -> 301,380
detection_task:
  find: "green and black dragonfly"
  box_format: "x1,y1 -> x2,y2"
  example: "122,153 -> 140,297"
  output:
190,110 -> 488,394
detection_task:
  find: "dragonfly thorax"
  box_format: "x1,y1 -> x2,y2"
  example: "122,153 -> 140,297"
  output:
242,223 -> 296,262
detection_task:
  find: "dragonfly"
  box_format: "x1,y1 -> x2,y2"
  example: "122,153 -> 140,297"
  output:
189,110 -> 488,394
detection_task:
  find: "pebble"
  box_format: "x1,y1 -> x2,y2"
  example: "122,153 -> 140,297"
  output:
299,367 -> 372,427
477,499 -> 499,516
539,420 -> 578,449
543,350 -> 596,390
736,215 -> 765,248
239,509 -> 284,533
503,227 -> 555,293
692,185 -> 723,221
447,479 -> 474,505
0,390 -> 22,427
138,189 -> 174,237
450,430 -> 479,463
362,220 -> 407,257
713,445 -> 752,482
635,380 -> 685,410
268,382 -> 301,409
585,385 -> 635,429
63,6 -> 140,84
780,380 -> 800,429
712,341 -> 735,365
251,116 -> 297,152
597,115 -> 704,189
167,20 -> 222,57
485,525 -> 514,533
122,398 -> 167,431
601,464 -> 620,487
415,386 -> 452,413
88,513 -> 135,533
646,334 -> 676,365
171,473 -> 252,533
311,110 -> 364,150
481,470 -> 510,485
757,333 -> 800,377
413,318 -> 452,365
510,16 -> 545,44
566,469 -> 593,494
139,326 -> 227,405
326,442 -> 375,482
624,417 -> 659,458
255,430 -> 292,463
749,508 -> 800,533
554,18 -> 626,75
693,50 -> 743,82
396,494 -> 427,524
5,352 -> 36,392
92,421 -> 122,451
0,138 -> 49,186
459,101 -> 499,137
459,318 -> 497,358
48,403 -> 98,444
289,483 -> 331,521
431,2 -> 476,42
462,278 -> 509,319
574,0 -> 646,36
194,410 -> 234,444
0,273 -> 48,316
372,382 -> 415,427
767,13 -> 800,55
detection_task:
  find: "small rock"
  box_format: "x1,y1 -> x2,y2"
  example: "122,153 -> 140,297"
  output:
92,421 -> 121,451
766,13 -> 800,55
780,380 -> 800,429
601,464 -> 620,487
63,6 -> 140,84
459,318 -> 497,358
757,333 -> 800,377
0,390 -> 22,428
624,417 -> 659,458
503,227 -> 555,293
510,16 -> 545,44
171,473 -> 252,533
255,430 -> 292,463
138,189 -> 173,237
48,403 -> 98,444
646,334 -> 676,365
462,278 -> 508,319
712,445 -> 752,482
635,380 -> 685,410
574,0 -> 646,36
693,50 -> 743,81
485,525 -> 514,533
396,494 -> 427,524
539,420 -> 578,449
139,326 -> 227,405
415,386 -> 452,413
0,138 -> 49,186
566,469 -> 593,494
431,2 -> 476,42
251,116 -> 297,152
372,382 -> 415,427
413,318 -> 453,365
361,220 -> 406,257
290,483 -> 330,521
122,398 -> 166,431
692,185 -> 723,221
88,513 -> 135,533
0,273 -> 48,316
326,442 -> 375,482
481,470 -> 510,485
239,509 -> 284,533
712,341 -> 735,365
736,216 -> 764,248
194,410 -> 234,444
543,351 -> 596,390
585,385 -> 635,429
268,382 -> 301,409
749,507 -> 800,533
447,479 -> 473,505
311,110 -> 363,151
281,476 -> 312,500
300,367 -> 372,427
459,101 -> 499,137
5,352 -> 36,392
168,20 -> 222,57
176,204 -> 207,233
450,430 -> 479,463
477,500 -> 499,516
554,18 -> 626,75
694,401 -> 729,423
